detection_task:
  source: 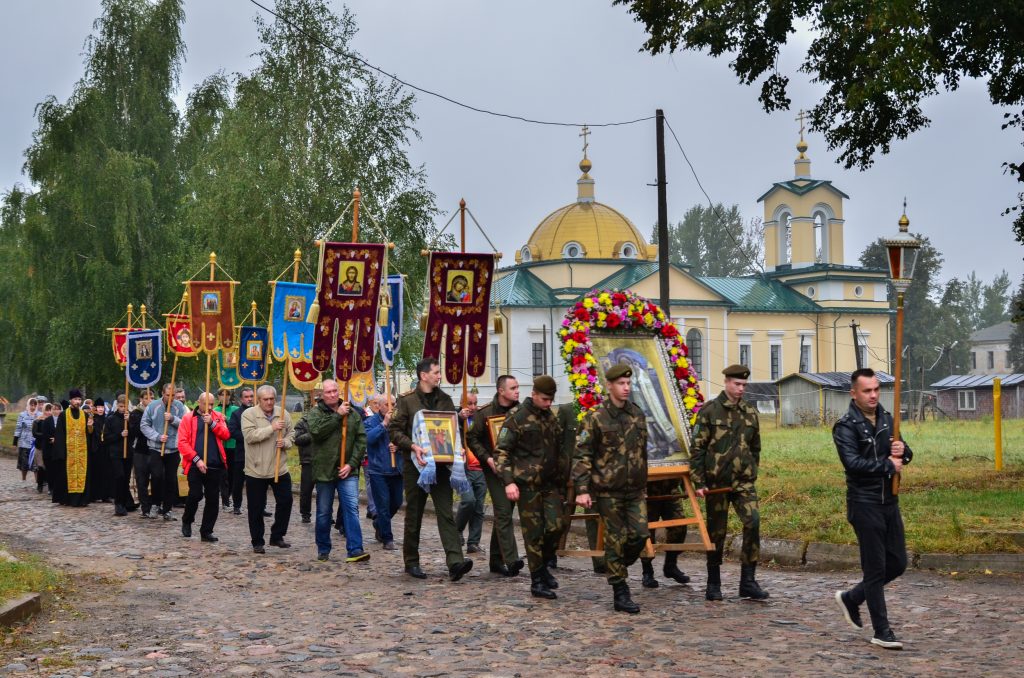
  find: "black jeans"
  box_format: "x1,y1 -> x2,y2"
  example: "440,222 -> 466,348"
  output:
299,462 -> 314,518
220,449 -> 235,507
111,451 -> 134,508
133,452 -> 159,512
847,501 -> 908,633
159,451 -> 181,514
184,466 -> 223,537
245,473 -> 293,547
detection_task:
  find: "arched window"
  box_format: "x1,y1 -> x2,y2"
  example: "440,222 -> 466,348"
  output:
813,213 -> 824,263
520,246 -> 532,262
621,243 -> 637,259
686,328 -> 703,380
562,241 -> 584,258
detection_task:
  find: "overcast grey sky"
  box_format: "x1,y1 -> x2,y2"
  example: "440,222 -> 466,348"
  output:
3,0 -> 1021,290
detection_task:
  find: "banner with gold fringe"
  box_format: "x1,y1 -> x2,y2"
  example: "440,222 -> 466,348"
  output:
422,252 -> 495,384
187,281 -> 236,354
165,313 -> 197,356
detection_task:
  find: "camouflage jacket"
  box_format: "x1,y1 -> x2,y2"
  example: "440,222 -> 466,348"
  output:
689,391 -> 761,490
466,397 -> 519,470
494,397 -> 563,488
555,403 -> 578,490
573,400 -> 648,498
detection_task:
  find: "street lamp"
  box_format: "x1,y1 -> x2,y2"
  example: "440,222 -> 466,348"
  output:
882,201 -> 921,495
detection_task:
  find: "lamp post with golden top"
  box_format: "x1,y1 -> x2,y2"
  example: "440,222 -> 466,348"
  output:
883,201 -> 921,495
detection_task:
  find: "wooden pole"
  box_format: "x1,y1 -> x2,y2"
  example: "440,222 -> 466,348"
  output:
160,291 -> 187,456
994,378 -> 1003,471
203,252 -> 216,464
274,249 -> 302,482
891,291 -> 905,495
122,304 -> 133,458
385,362 -> 394,467
459,199 -> 469,439
340,188 -> 360,470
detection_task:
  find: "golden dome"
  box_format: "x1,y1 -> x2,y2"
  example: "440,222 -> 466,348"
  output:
516,157 -> 654,263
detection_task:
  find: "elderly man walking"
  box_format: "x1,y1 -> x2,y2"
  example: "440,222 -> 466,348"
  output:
241,385 -> 296,554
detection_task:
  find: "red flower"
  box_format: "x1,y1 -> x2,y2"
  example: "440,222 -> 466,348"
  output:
612,292 -> 627,306
661,324 -> 679,338
606,313 -> 622,329
579,392 -> 596,409
572,331 -> 588,343
674,366 -> 687,380
572,354 -> 588,367
574,308 -> 590,322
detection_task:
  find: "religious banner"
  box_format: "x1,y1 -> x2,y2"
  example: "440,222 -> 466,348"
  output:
111,329 -> 129,366
125,329 -> 163,389
270,281 -> 317,361
377,274 -> 404,366
288,359 -> 321,391
311,242 -> 386,382
187,281 -> 236,354
165,313 -> 197,356
218,349 -> 242,390
422,252 -> 495,384
238,326 -> 270,383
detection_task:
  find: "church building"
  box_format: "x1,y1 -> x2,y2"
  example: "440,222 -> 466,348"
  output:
458,133 -> 894,403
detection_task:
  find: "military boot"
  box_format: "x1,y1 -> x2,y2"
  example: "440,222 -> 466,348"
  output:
641,558 -> 659,588
539,566 -> 559,590
663,552 -> 691,584
530,571 -> 557,599
612,582 -> 640,614
705,564 -> 723,601
739,564 -> 770,601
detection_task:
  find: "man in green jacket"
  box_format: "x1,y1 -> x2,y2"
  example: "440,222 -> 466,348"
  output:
307,379 -> 368,563
388,357 -> 474,582
215,388 -> 240,511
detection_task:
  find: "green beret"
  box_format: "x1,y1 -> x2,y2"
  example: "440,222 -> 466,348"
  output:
605,363 -> 633,382
533,375 -> 557,396
722,364 -> 750,380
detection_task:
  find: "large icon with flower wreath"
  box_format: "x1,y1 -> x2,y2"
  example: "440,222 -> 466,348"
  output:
560,289 -> 704,467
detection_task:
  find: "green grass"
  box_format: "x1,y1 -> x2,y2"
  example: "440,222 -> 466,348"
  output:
0,549 -> 65,604
755,419 -> 1024,554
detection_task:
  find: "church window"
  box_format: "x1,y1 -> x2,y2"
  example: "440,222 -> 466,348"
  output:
799,342 -> 812,373
490,344 -> 499,382
562,241 -> 584,259
621,243 -> 637,259
854,285 -> 864,298
520,246 -> 532,262
814,214 -> 824,263
806,286 -> 815,298
739,343 -> 752,370
686,328 -> 703,379
770,344 -> 782,381
532,342 -> 544,376
987,351 -> 995,370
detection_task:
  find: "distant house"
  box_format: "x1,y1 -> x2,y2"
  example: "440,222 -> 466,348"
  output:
969,322 -> 1014,375
931,374 -> 1024,420
777,371 -> 895,426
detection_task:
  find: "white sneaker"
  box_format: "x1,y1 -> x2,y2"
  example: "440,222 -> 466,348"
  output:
870,629 -> 903,650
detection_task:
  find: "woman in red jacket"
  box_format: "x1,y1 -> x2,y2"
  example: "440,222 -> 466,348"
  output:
178,392 -> 230,542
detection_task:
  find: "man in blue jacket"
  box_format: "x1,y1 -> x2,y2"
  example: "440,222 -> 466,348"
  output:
832,368 -> 913,650
365,394 -> 401,550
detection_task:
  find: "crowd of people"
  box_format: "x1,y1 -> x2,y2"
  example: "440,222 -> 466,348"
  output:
9,360 -> 911,648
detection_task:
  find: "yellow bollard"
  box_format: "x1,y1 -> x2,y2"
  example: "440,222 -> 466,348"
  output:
993,378 -> 1003,471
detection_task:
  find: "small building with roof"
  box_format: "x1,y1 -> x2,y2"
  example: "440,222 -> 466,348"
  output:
776,371 -> 895,426
969,321 -> 1015,375
931,374 -> 1024,420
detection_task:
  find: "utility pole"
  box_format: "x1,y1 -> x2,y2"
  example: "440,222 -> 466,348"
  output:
656,109 -> 670,315
850,320 -> 862,369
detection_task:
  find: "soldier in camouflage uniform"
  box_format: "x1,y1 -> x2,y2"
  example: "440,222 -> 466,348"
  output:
690,364 -> 769,601
557,401 -> 605,573
466,374 -> 524,577
573,363 -> 649,614
639,477 -> 691,588
495,375 -> 565,599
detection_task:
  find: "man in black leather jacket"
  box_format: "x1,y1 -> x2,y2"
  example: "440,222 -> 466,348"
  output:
832,368 -> 913,650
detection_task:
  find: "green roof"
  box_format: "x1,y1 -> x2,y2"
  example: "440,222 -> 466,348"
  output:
767,263 -> 887,278
697,276 -> 821,313
757,179 -> 850,202
491,268 -> 560,307
590,261 -> 660,293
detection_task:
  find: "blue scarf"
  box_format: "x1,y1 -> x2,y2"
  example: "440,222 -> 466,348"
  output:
411,410 -> 469,495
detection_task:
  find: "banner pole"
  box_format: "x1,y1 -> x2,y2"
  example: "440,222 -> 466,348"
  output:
161,290 -> 188,456
340,188 -> 360,471
203,252 -> 216,465
122,304 -> 133,459
274,249 -> 301,483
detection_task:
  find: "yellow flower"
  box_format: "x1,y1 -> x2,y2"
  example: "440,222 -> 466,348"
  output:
686,387 -> 696,397
597,312 -> 607,322
643,312 -> 654,326
594,384 -> 603,393
559,329 -> 568,337
689,415 -> 697,426
583,298 -> 594,309
577,411 -> 586,421
586,354 -> 597,364
679,358 -> 688,369
598,292 -> 611,306
563,340 -> 575,352
669,347 -> 679,356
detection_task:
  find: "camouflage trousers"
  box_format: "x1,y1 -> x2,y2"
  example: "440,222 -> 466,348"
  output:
641,496 -> 687,562
705,482 -> 760,566
516,483 -> 567,573
595,495 -> 649,584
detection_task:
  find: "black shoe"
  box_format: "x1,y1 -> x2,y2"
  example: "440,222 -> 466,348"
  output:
530,571 -> 557,599
545,556 -> 558,570
382,542 -> 397,551
141,508 -> 153,519
467,544 -> 483,554
162,511 -> 178,521
508,559 -> 525,577
835,590 -> 863,630
612,581 -> 640,614
301,514 -> 311,523
232,508 -> 242,515
269,538 -> 291,549
317,553 -> 329,562
200,534 -> 219,543
739,564 -> 770,601
663,554 -> 691,584
253,545 -> 266,554
641,560 -> 659,589
871,628 -> 903,650
449,559 -> 474,582
181,524 -> 192,538
223,502 -> 231,510
538,567 -> 558,590
489,563 -> 511,576
706,564 -> 723,601
114,505 -> 128,517
405,565 -> 427,579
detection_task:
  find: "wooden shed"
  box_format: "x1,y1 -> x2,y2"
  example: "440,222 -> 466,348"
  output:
930,374 -> 1024,420
777,371 -> 895,426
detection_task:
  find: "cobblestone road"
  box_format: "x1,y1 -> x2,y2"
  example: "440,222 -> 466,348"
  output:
1,473 -> 1021,677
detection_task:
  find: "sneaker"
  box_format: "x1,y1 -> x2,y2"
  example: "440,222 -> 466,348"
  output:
301,515 -> 311,524
382,541 -> 396,551
346,551 -> 370,563
253,545 -> 266,554
870,628 -> 903,650
835,590 -> 863,630
162,511 -> 177,522
317,553 -> 329,562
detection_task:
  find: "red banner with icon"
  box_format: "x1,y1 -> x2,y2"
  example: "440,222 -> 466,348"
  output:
422,252 -> 495,384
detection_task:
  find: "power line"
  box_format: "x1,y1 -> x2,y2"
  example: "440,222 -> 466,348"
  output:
244,0 -> 655,129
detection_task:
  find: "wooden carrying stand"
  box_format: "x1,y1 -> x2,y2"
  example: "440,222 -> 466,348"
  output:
557,464 -> 715,559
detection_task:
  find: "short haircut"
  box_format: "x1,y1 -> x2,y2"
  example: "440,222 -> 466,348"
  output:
256,384 -> 277,399
162,383 -> 174,394
240,386 -> 254,396
851,368 -> 876,386
416,356 -> 439,378
496,374 -> 515,391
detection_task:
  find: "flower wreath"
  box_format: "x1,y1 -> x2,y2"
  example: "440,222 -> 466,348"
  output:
559,289 -> 704,425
